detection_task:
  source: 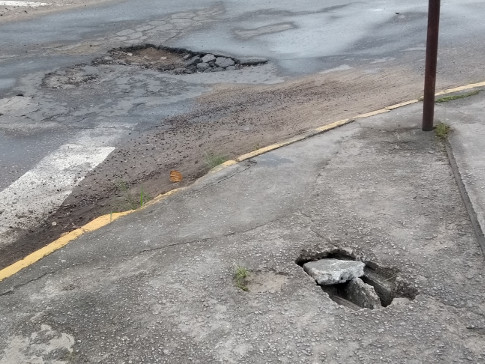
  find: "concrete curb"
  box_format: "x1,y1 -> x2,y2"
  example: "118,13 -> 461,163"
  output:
445,141 -> 485,256
1,80 -> 485,282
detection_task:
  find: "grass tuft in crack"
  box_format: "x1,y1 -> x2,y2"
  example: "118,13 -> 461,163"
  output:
233,266 -> 249,292
436,90 -> 480,103
205,151 -> 227,169
435,122 -> 451,140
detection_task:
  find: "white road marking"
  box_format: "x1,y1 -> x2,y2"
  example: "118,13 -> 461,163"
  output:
0,1 -> 48,7
0,143 -> 114,248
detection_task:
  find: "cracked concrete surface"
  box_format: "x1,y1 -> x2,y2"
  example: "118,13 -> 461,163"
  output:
3,0 -> 485,269
2,99 -> 485,363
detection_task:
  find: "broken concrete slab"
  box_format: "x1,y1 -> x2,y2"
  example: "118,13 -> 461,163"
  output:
185,55 -> 201,66
201,53 -> 216,63
215,56 -> 235,68
344,278 -> 382,309
196,62 -> 210,71
363,267 -> 395,306
303,259 -> 365,285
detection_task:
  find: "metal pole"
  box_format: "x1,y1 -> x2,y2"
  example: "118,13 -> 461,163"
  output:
422,0 -> 441,131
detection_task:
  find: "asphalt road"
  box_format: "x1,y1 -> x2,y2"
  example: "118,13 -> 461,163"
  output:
1,0 -> 485,264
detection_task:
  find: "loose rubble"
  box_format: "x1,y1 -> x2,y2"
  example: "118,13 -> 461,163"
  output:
344,278 -> 381,309
301,255 -> 417,310
92,45 -> 268,74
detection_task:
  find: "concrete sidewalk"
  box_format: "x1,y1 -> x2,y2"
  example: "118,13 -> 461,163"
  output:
1,89 -> 485,363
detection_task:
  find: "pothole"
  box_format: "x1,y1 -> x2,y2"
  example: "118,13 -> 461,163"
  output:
42,66 -> 99,89
296,248 -> 418,310
92,44 -> 268,74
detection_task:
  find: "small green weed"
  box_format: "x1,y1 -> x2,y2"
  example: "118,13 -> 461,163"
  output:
140,185 -> 146,207
205,151 -> 227,169
435,122 -> 451,140
114,181 -> 151,211
233,266 -> 249,292
436,90 -> 480,103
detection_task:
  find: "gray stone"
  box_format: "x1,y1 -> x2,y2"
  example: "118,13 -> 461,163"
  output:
303,259 -> 365,285
185,56 -> 201,66
363,268 -> 394,306
391,297 -> 412,306
344,278 -> 382,309
81,66 -> 99,75
201,54 -> 216,63
226,66 -> 236,71
172,68 -> 188,75
215,57 -> 235,68
238,57 -> 268,66
196,62 -> 210,71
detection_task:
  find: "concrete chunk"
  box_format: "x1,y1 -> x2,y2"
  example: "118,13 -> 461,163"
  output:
201,54 -> 216,63
363,268 -> 394,306
196,62 -> 210,71
185,55 -> 201,66
344,278 -> 382,309
215,57 -> 235,68
303,259 -> 365,285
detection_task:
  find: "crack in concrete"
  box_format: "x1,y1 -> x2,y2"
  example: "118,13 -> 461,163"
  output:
0,271 -> 52,296
0,217 -> 280,296
194,159 -> 256,191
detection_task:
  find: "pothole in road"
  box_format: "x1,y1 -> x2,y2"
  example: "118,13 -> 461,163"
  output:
92,44 -> 268,74
296,248 -> 418,310
42,66 -> 99,89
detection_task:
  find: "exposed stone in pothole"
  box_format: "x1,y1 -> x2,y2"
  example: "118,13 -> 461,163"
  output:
297,248 -> 418,310
303,259 -> 365,285
92,44 -> 268,74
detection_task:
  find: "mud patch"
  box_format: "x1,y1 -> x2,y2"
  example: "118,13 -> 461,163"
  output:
297,248 -> 418,310
92,44 -> 268,74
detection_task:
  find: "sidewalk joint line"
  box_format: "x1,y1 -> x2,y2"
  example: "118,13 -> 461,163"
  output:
445,141 -> 485,258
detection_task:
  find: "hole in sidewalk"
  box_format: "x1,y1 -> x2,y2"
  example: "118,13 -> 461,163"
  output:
92,44 -> 268,74
296,248 -> 418,310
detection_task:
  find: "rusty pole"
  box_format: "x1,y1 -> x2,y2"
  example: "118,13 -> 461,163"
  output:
422,0 -> 441,131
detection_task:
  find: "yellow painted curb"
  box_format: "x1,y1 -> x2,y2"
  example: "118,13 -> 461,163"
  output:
237,143 -> 287,162
2,80 -> 484,283
386,99 -> 420,110
141,187 -> 184,209
354,109 -> 390,119
0,211 -> 132,282
435,81 -> 485,96
0,187 -> 184,282
208,159 -> 238,174
314,118 -> 352,132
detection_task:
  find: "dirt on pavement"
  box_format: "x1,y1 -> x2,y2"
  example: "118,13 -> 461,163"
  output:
0,65 -> 428,269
